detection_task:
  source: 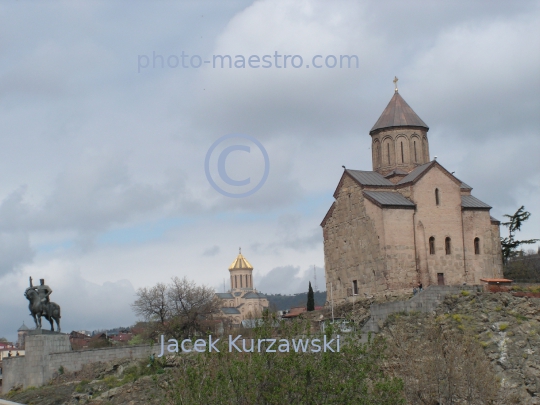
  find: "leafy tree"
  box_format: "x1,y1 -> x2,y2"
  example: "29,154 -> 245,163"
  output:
307,282 -> 315,311
501,206 -> 539,264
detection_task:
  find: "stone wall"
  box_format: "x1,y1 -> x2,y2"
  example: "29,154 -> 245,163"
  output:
2,333 -> 153,394
322,174 -> 388,303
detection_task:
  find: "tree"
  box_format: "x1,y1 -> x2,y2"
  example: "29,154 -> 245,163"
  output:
501,206 -> 539,264
307,281 -> 315,311
131,282 -> 170,325
131,277 -> 221,339
167,276 -> 221,338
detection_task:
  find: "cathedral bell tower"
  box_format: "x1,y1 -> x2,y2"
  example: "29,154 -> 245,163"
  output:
229,248 -> 254,291
370,77 -> 430,178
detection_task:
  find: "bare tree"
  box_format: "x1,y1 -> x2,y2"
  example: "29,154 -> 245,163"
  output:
167,276 -> 221,338
384,314 -> 499,404
131,282 -> 170,325
131,277 -> 221,339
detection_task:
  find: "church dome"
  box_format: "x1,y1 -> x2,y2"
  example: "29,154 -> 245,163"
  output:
228,250 -> 253,270
370,91 -> 429,135
18,322 -> 30,332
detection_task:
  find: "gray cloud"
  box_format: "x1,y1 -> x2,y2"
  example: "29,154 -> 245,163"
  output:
254,265 -> 325,295
203,245 -> 220,257
0,0 -> 538,339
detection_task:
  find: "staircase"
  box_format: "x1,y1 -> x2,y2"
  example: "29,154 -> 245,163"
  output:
360,285 -> 480,335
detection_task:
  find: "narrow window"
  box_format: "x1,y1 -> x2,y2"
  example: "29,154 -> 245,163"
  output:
435,188 -> 440,205
401,142 -> 404,163
445,237 -> 451,255
429,237 -> 435,255
414,141 -> 417,162
353,280 -> 358,295
234,275 -> 237,288
474,237 -> 480,255
387,143 -> 391,165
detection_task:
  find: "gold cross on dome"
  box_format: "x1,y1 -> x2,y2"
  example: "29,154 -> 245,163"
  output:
393,76 -> 399,92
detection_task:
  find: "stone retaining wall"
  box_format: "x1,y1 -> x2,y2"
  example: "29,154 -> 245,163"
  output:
361,285 -> 480,333
2,333 -> 154,394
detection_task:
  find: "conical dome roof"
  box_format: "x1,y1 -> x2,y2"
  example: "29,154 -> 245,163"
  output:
18,322 -> 30,331
370,91 -> 428,134
229,250 -> 253,270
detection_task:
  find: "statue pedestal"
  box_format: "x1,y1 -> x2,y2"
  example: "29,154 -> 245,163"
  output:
28,329 -> 66,336
1,332 -> 71,393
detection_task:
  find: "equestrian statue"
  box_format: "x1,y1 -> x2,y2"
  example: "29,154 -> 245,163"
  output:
25,276 -> 61,332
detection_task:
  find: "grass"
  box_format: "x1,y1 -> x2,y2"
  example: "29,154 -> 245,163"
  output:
460,290 -> 470,297
499,323 -> 509,331
75,380 -> 90,393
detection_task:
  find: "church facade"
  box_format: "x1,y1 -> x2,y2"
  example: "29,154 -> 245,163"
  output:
321,86 -> 503,302
216,250 -> 269,325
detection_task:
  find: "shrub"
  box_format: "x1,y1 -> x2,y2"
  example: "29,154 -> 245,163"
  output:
460,290 -> 470,297
499,323 -> 509,331
161,319 -> 405,405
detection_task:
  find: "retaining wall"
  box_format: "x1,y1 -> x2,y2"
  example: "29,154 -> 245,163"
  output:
2,332 -> 153,394
361,285 -> 480,333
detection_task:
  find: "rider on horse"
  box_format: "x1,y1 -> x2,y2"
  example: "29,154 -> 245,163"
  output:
29,277 -> 53,317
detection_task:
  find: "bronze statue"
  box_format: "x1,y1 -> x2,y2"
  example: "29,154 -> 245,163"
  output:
25,276 -> 61,332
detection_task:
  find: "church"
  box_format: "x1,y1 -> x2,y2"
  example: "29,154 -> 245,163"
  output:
321,82 -> 503,303
216,250 -> 269,325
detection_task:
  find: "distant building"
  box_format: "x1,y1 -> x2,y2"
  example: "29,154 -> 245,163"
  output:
216,250 -> 269,326
17,322 -> 30,349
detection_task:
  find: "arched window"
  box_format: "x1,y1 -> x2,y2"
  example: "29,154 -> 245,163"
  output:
445,237 -> 451,255
234,275 -> 238,288
414,141 -> 417,162
435,188 -> 440,205
400,142 -> 404,163
387,143 -> 391,165
375,144 -> 380,167
429,237 -> 435,255
474,237 -> 480,255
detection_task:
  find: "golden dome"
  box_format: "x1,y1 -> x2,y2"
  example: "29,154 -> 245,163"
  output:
228,249 -> 253,270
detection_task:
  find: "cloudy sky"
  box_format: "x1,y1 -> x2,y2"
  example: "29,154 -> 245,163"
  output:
0,0 -> 539,341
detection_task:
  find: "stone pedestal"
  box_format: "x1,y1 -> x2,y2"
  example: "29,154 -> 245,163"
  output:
2,332 -> 71,393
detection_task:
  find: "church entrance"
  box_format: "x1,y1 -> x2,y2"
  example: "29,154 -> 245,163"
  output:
437,273 -> 445,285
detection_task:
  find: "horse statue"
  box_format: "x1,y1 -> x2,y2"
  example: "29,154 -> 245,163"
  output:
24,277 -> 61,332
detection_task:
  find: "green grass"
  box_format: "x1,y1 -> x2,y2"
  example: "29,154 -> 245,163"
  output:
499,323 -> 509,331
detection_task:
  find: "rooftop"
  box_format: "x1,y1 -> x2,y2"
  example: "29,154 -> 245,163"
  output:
363,191 -> 416,208
370,91 -> 429,134
461,195 -> 492,210
229,249 -> 253,270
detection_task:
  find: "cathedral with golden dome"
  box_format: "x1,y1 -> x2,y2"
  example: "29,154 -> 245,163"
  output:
216,249 -> 269,325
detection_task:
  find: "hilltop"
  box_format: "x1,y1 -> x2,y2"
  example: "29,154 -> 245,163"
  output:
3,290 -> 539,404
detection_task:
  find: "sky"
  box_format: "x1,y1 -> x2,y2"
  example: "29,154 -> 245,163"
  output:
0,0 -> 539,341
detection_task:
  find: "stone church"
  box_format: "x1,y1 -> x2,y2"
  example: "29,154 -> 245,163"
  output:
216,250 -> 269,325
321,85 -> 503,303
